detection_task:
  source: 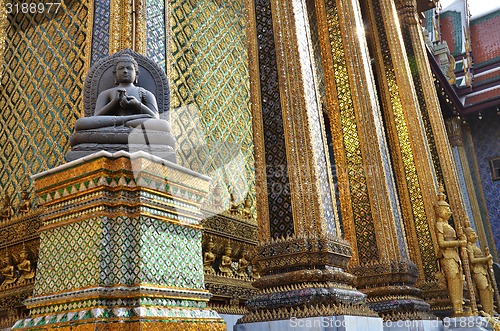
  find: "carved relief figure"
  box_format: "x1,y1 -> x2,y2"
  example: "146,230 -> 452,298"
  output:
210,182 -> 225,211
17,246 -> 35,281
242,195 -> 252,220
18,189 -> 32,214
434,187 -> 466,316
203,238 -> 216,275
0,252 -> 17,287
229,193 -> 239,216
219,245 -> 234,277
235,250 -> 249,278
0,195 -> 13,220
464,224 -> 494,315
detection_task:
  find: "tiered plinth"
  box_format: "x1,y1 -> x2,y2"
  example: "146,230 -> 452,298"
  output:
235,235 -> 383,330
11,151 -> 225,331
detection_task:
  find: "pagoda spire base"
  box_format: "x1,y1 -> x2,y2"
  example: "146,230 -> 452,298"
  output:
10,151 -> 225,331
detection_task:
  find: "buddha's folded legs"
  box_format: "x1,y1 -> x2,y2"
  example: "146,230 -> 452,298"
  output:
74,114 -> 152,131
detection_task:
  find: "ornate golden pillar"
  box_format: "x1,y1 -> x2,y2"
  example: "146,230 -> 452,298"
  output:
361,0 -> 480,315
109,0 -> 147,53
312,0 -> 433,320
395,0 -> 479,250
359,0 -> 441,290
396,0 -> 498,263
239,0 -> 377,324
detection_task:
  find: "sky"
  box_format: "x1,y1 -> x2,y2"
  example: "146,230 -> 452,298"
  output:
440,0 -> 500,18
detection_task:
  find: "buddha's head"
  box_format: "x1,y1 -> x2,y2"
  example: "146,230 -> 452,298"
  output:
113,55 -> 139,84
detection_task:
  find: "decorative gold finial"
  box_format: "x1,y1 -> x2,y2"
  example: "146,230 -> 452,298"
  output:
436,183 -> 448,205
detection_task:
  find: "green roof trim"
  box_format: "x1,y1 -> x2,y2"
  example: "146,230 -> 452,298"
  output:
474,56 -> 500,69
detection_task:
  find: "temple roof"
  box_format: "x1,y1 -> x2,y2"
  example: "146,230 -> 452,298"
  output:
429,5 -> 500,117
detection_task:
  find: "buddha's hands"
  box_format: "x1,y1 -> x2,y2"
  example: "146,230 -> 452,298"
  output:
114,89 -> 126,100
119,94 -> 142,112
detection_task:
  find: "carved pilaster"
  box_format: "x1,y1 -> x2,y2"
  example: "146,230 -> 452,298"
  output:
239,0 -> 373,323
445,118 -> 496,267
313,0 -> 433,320
361,0 -> 441,289
396,0 -> 495,312
395,0 -> 420,25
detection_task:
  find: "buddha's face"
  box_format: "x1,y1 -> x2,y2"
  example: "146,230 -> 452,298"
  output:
115,61 -> 137,84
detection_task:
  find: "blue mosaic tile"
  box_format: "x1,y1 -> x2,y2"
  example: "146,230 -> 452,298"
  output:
91,0 -> 111,65
146,0 -> 166,70
468,112 -> 500,255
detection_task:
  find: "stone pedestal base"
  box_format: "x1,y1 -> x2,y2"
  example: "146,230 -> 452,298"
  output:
234,316 -> 383,331
442,317 -> 493,331
383,319 -> 443,331
11,151 -> 225,331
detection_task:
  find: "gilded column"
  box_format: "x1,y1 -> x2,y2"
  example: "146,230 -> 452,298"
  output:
395,0 -> 471,242
109,0 -> 147,54
361,0 -> 483,315
396,0 -> 498,263
313,0 -> 432,320
239,0 -> 376,324
359,0 -> 441,290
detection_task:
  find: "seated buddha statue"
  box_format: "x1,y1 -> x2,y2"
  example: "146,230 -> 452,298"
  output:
67,50 -> 176,162
18,189 -> 32,214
